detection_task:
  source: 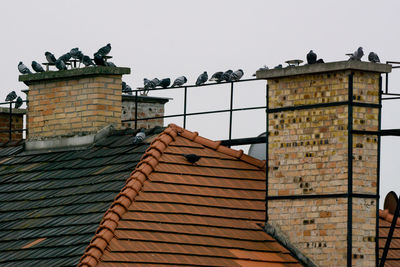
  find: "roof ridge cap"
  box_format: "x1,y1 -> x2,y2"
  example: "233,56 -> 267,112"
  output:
77,125 -> 179,267
168,123 -> 266,169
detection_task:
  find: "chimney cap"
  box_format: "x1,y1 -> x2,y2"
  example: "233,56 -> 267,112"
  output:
256,60 -> 392,79
19,66 -> 130,85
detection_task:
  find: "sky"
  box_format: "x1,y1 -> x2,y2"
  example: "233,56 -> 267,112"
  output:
1,0 -> 400,207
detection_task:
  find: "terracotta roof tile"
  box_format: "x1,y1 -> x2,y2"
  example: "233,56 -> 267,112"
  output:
78,124 -> 300,266
379,209 -> 400,265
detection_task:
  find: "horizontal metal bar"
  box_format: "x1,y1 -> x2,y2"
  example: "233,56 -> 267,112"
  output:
0,129 -> 27,133
220,136 -> 265,146
267,193 -> 378,200
267,101 -> 380,113
0,100 -> 28,106
382,97 -> 400,100
382,92 -> 400,96
352,129 -> 400,136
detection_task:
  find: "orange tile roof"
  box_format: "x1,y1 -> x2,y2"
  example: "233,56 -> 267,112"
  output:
78,124 -> 301,266
379,209 -> 400,266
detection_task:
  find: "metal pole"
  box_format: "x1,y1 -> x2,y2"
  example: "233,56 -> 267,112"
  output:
134,91 -> 138,130
385,73 -> 388,94
9,102 -> 12,141
376,75 -> 382,267
347,73 -> 354,267
265,83 -> 269,223
183,86 -> 187,129
228,82 -> 234,145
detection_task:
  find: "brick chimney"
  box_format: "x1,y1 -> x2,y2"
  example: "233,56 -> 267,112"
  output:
19,67 -> 130,142
257,61 -> 391,266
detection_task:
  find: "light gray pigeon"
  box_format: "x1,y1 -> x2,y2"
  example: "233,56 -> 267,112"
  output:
307,50 -> 317,64
347,47 -> 364,61
15,97 -> 23,109
97,43 -> 111,56
5,91 -> 17,102
209,71 -> 223,82
144,78 -> 157,90
171,76 -> 188,87
45,52 -> 56,64
81,55 -> 94,66
221,70 -> 233,82
18,62 -> 32,74
133,129 -> 146,144
196,71 -> 208,86
55,59 -> 67,70
252,65 -> 269,76
32,61 -> 44,73
58,53 -> 71,63
368,52 -> 380,63
229,69 -> 244,81
122,81 -> 132,95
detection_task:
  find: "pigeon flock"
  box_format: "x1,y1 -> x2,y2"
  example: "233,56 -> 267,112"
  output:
4,91 -> 23,109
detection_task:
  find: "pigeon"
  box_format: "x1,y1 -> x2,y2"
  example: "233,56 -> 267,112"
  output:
368,52 -> 380,63
122,81 -> 132,95
45,51 -> 57,64
55,59 -> 67,70
31,61 -> 44,73
70,48 -> 81,59
159,78 -> 171,88
5,91 -> 17,102
171,76 -> 187,87
252,65 -> 269,76
209,71 -> 224,83
81,55 -> 94,66
18,62 -> 32,74
94,53 -> 106,66
15,97 -> 23,109
97,43 -> 111,56
196,71 -> 208,86
229,69 -> 244,81
316,58 -> 325,64
105,61 -> 116,67
144,78 -> 157,90
58,53 -> 71,63
221,70 -> 233,82
152,78 -> 161,87
347,47 -> 364,61
274,64 -> 283,69
183,154 -> 201,164
306,50 -> 317,64
133,129 -> 146,144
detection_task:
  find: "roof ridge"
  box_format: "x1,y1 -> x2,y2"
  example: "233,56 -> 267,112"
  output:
379,208 -> 400,226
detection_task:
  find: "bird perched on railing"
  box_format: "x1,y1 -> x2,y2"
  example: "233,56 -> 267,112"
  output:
58,53 -> 71,63
196,71 -> 208,86
81,55 -> 94,66
229,69 -> 244,81
159,78 -> 171,88
32,61 -> 45,73
171,76 -> 187,87
5,91 -> 17,102
306,50 -> 317,64
97,43 -> 111,56
346,47 -> 364,61
183,154 -> 201,164
55,59 -> 67,70
15,97 -> 23,109
122,81 -> 132,95
45,52 -> 57,64
133,129 -> 146,144
368,52 -> 380,63
94,52 -> 106,66
209,71 -> 223,83
18,62 -> 32,74
221,70 -> 233,82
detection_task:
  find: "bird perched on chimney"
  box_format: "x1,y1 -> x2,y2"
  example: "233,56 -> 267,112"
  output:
252,65 -> 269,76
97,43 -> 112,56
81,55 -> 94,66
133,129 -> 146,144
183,154 -> 201,164
32,61 -> 45,73
18,62 -> 32,74
368,52 -> 380,63
55,59 -> 67,70
70,48 -> 81,59
94,52 -> 106,66
274,64 -> 283,69
221,70 -> 233,82
171,76 -> 187,87
196,71 -> 208,86
5,91 -> 17,102
316,59 -> 325,64
58,53 -> 71,63
306,50 -> 317,64
229,69 -> 244,81
122,81 -> 132,95
209,71 -> 224,83
105,61 -> 116,67
15,97 -> 23,109
159,78 -> 171,88
346,47 -> 364,61
45,51 -> 57,64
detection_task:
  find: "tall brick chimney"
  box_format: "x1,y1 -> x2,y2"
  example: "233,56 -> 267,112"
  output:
257,61 -> 391,266
19,67 -> 130,144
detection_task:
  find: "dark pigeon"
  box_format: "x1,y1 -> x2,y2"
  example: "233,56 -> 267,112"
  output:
368,52 -> 380,63
274,64 -> 283,69
307,50 -> 317,64
221,70 -> 233,82
183,154 -> 201,164
31,61 -> 45,73
133,129 -> 146,144
159,78 -> 171,88
196,71 -> 208,86
253,65 -> 269,76
81,55 -> 94,66
15,97 -> 23,109
45,52 -> 57,64
152,78 -> 161,87
58,53 -> 71,63
105,61 -> 116,67
209,71 -> 224,82
171,76 -> 187,87
122,81 -> 132,95
97,43 -> 111,56
229,69 -> 244,81
70,48 -> 81,59
18,62 -> 32,74
144,78 -> 157,90
5,91 -> 17,102
55,59 -> 67,70
347,47 -> 364,61
94,53 -> 106,66
316,59 -> 325,64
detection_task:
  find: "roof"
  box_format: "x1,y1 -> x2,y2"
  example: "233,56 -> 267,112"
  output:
379,209 -> 400,266
0,128 -> 159,266
79,124 -> 302,266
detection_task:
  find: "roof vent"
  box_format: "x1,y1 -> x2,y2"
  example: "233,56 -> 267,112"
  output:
384,191 -> 398,214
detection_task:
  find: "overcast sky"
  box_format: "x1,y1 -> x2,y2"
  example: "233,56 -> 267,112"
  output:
1,0 -> 399,207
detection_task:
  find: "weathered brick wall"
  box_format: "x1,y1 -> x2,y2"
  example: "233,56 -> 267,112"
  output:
267,70 -> 379,266
27,75 -> 122,139
0,109 -> 24,143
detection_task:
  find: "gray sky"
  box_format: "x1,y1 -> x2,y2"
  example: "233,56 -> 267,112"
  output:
1,0 -> 400,207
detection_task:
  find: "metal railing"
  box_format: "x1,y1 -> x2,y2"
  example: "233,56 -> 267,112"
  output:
0,99 -> 28,142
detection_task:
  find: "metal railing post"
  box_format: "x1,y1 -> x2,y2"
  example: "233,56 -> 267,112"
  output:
9,102 -> 12,141
183,86 -> 187,129
228,82 -> 234,145
134,91 -> 138,130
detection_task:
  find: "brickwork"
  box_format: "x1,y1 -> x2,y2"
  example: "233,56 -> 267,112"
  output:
267,69 -> 381,266
26,75 -> 122,139
0,109 -> 25,143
